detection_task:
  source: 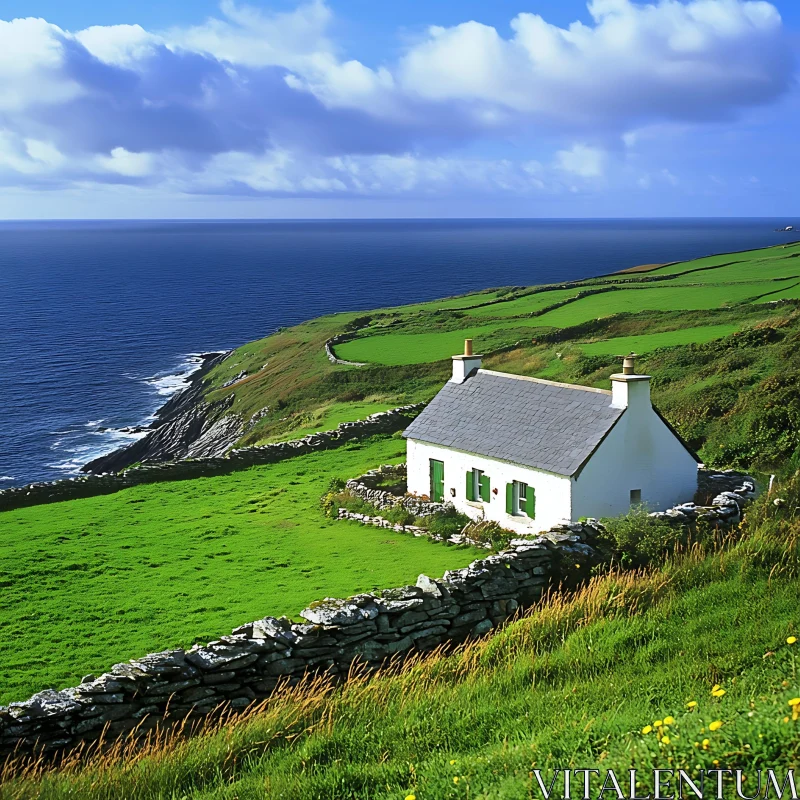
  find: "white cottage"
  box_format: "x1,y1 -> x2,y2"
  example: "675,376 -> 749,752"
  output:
403,340 -> 700,534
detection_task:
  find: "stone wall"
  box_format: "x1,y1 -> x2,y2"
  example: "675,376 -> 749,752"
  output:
0,405 -> 425,513
324,334 -> 367,366
654,469 -> 757,527
345,463 -> 445,517
0,521 -> 604,759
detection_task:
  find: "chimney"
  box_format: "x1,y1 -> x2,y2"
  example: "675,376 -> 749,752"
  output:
610,353 -> 651,411
451,339 -> 483,383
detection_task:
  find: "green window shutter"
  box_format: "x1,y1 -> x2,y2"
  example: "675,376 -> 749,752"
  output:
466,470 -> 475,502
526,485 -> 536,519
480,474 -> 491,502
506,482 -> 514,515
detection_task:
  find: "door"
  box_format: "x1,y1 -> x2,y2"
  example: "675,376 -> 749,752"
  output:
429,459 -> 445,502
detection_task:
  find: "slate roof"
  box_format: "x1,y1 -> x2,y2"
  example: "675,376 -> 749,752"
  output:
403,369 -> 625,477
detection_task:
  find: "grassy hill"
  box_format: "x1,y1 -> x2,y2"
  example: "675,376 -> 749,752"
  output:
3,478 -> 799,799
196,241 -> 800,472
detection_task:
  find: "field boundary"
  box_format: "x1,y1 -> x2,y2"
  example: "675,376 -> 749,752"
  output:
0,405 -> 424,513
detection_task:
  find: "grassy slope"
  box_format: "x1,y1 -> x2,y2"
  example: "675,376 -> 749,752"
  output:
7,486 -> 800,799
577,323 -> 741,355
0,438 -> 482,704
192,241 -> 800,448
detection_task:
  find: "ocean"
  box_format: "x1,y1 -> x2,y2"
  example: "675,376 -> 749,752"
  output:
0,218 -> 792,488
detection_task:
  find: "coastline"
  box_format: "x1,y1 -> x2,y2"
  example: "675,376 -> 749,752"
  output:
80,350 -> 230,474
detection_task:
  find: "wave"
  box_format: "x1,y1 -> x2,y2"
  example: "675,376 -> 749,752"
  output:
0,475 -> 15,482
44,352 -> 224,475
140,352 -> 221,398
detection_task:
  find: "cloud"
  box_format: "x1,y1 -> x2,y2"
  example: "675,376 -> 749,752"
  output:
392,0 -> 792,131
555,144 -> 607,178
0,0 -> 793,201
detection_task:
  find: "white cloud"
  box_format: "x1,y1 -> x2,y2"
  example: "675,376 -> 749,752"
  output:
0,0 -> 792,202
389,0 -> 791,131
76,24 -> 162,66
168,0 -> 333,71
96,147 -> 155,177
0,18 -> 82,112
555,144 -> 607,178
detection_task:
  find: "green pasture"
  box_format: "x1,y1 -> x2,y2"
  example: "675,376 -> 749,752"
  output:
335,324 -> 513,366
533,280 -> 790,327
10,484 -> 800,799
749,279 -> 800,303
646,241 -> 800,275
578,323 -> 741,355
336,280 -> 785,366
262,399 -> 400,444
0,438 -> 481,704
464,287 -> 582,317
386,289 -> 506,314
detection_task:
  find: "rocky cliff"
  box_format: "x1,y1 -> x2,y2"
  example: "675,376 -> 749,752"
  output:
81,351 -> 235,474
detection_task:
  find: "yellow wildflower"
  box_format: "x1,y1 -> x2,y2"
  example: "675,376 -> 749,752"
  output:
453,777 -> 460,784
712,689 -> 726,698
784,716 -> 790,723
709,720 -> 723,732
687,701 -> 698,709
654,719 -> 663,727
405,796 -> 416,800
694,741 -> 700,747
702,738 -> 710,749
787,636 -> 797,645
642,725 -> 653,734
450,760 -> 456,765
661,735 -> 671,744
789,698 -> 800,707
664,716 -> 675,725
713,760 -> 720,767
712,684 -> 721,692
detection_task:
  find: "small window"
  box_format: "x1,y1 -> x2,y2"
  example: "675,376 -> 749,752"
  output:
516,481 -> 529,515
630,488 -> 642,506
466,468 -> 491,502
508,480 -> 535,518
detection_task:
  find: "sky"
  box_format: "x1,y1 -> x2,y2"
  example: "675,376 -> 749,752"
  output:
0,0 -> 798,218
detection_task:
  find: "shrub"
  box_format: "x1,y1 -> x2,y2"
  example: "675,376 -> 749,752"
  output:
320,488 -> 372,519
598,507 -> 686,568
383,505 -> 416,527
422,507 -> 471,539
462,520 -> 514,551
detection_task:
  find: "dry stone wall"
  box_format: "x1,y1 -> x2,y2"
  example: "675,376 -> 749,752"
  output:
0,522 -> 604,759
0,405 -> 424,513
346,463 -> 445,517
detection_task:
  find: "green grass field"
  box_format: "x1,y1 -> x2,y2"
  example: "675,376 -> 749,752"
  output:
7,484 -> 800,799
0,438 -> 481,705
578,324 -> 741,355
465,287 -> 582,317
646,241 -> 800,275
335,282 -> 778,366
261,399 -> 399,444
335,324 -> 511,366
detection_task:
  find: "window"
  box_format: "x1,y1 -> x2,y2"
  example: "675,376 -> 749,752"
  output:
507,481 -> 535,518
630,488 -> 642,506
466,468 -> 491,502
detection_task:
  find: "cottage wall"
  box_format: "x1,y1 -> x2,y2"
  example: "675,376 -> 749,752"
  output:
406,439 -> 572,534
571,406 -> 698,519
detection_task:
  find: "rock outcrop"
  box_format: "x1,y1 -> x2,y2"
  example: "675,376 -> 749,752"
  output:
82,351 -> 233,473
